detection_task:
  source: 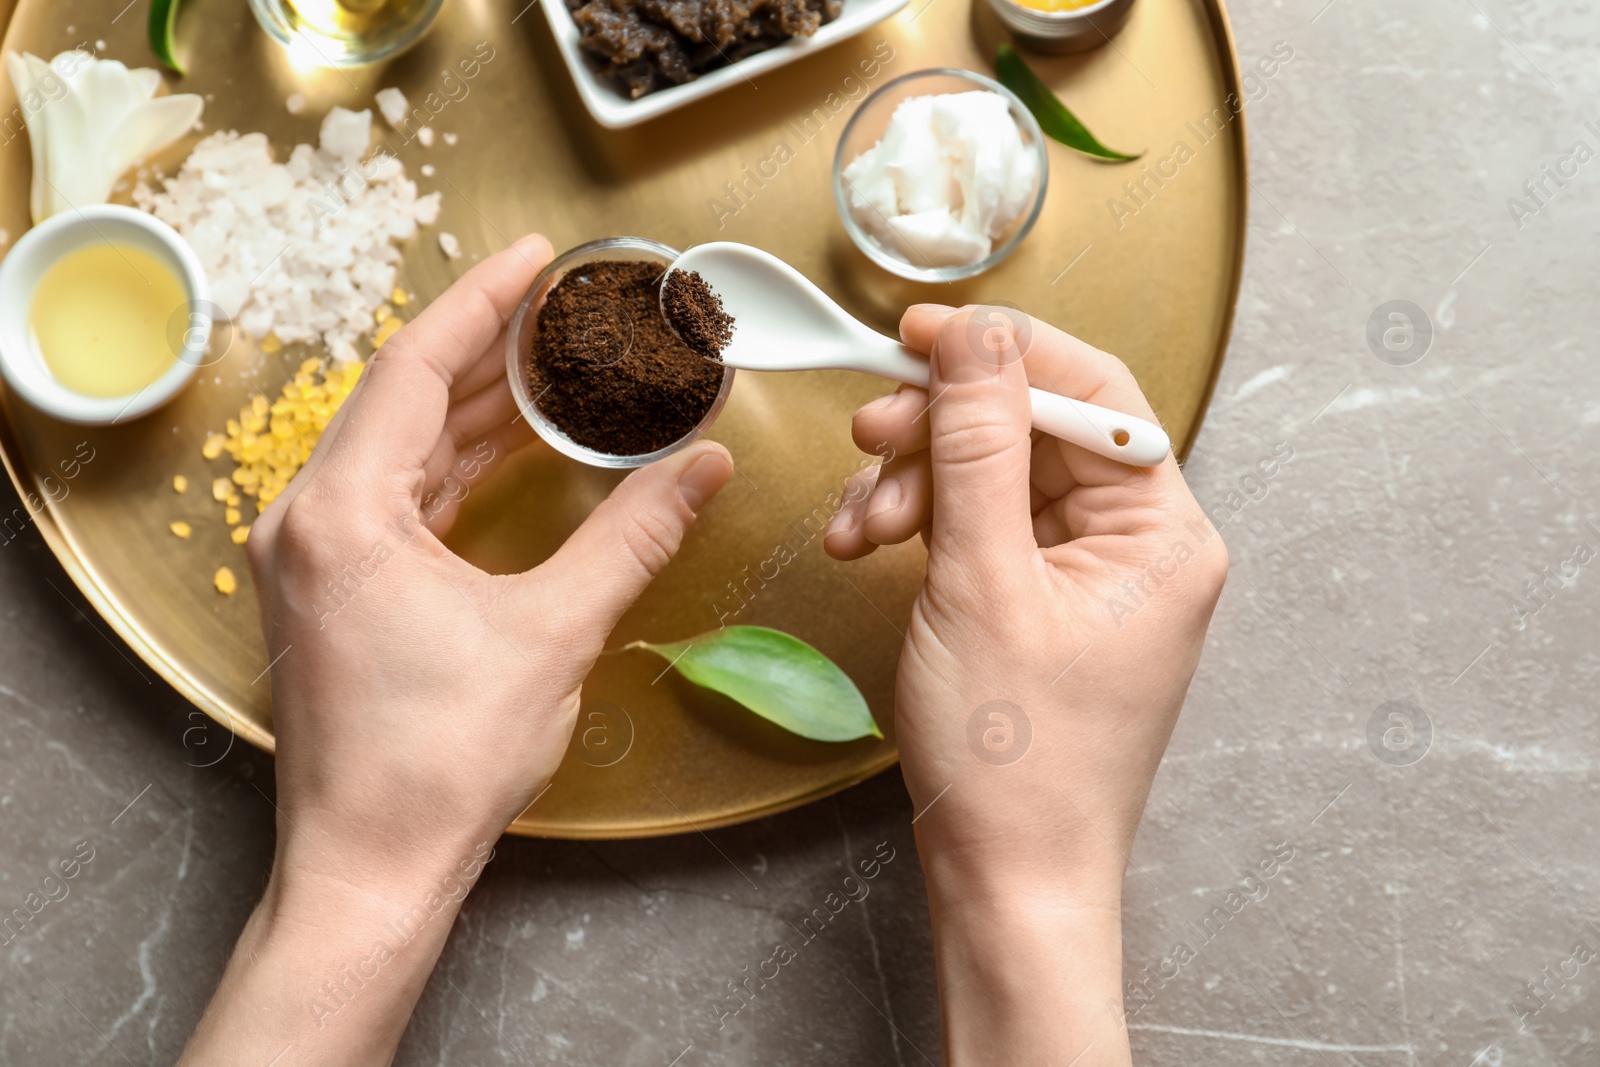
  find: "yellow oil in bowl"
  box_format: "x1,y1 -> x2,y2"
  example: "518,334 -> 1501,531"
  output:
250,0 -> 442,65
1008,0 -> 1103,9
284,0 -> 418,35
29,242 -> 186,398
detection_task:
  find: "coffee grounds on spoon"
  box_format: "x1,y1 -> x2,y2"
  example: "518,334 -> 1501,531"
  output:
661,269 -> 735,360
530,260 -> 724,457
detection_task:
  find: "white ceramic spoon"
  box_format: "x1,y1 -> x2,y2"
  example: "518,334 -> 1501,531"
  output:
662,242 -> 1170,467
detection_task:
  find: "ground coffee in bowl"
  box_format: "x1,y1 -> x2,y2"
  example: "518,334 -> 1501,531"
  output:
528,257 -> 725,459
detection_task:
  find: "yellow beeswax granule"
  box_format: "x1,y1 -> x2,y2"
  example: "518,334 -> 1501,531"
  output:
374,304 -> 391,323
169,520 -> 192,539
224,507 -> 241,526
261,333 -> 282,354
231,525 -> 250,545
214,566 -> 237,595
173,475 -> 188,493
391,287 -> 409,306
201,433 -> 225,460
211,477 -> 231,502
373,316 -> 403,348
204,357 -> 366,520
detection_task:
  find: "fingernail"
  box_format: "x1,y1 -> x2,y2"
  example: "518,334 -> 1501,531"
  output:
677,450 -> 730,511
934,338 -> 994,384
859,393 -> 898,415
934,328 -> 1007,386
866,476 -> 903,519
827,503 -> 861,538
908,303 -> 956,316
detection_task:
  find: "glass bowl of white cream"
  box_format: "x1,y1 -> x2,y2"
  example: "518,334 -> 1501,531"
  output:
832,68 -> 1049,283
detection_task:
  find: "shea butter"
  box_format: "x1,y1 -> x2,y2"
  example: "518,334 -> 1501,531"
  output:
842,90 -> 1039,268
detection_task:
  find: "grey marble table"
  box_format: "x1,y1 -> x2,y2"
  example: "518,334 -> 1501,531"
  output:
4,0 -> 1599,1061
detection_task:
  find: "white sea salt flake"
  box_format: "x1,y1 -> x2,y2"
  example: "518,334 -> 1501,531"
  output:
367,152 -> 403,181
420,164 -> 435,177
439,232 -> 461,259
442,132 -> 458,146
134,108 -> 438,356
286,93 -> 306,115
416,126 -> 434,147
413,192 -> 441,225
319,106 -> 371,160
375,87 -> 409,129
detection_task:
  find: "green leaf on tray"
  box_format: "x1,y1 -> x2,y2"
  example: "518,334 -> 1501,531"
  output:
627,626 -> 882,743
149,0 -> 186,75
996,42 -> 1141,162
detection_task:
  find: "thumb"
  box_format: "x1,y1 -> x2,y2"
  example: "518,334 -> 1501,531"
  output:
539,441 -> 734,638
926,306 -> 1038,570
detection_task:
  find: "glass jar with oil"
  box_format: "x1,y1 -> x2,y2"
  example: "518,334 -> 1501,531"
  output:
248,0 -> 446,67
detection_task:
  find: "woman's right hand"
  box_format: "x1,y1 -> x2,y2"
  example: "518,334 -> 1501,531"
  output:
824,304 -> 1227,1064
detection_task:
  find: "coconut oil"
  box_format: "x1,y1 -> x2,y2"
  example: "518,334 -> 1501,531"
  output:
29,243 -> 185,398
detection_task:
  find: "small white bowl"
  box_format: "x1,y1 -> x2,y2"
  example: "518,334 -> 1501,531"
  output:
541,0 -> 909,130
0,205 -> 208,425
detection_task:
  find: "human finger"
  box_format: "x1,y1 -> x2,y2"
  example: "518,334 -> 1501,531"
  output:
924,306 -> 1037,574
862,454 -> 932,547
823,463 -> 881,561
898,303 -> 959,354
325,234 -> 552,488
852,385 -> 932,458
535,441 -> 733,639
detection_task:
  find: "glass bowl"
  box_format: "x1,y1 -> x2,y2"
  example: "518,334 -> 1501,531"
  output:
505,237 -> 736,470
248,0 -> 446,67
832,68 -> 1050,284
987,0 -> 1139,54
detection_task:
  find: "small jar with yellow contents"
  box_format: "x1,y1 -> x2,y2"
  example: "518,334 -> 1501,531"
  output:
0,205 -> 209,425
988,0 -> 1138,54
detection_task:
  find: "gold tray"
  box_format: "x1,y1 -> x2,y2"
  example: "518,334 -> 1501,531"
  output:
0,0 -> 1245,837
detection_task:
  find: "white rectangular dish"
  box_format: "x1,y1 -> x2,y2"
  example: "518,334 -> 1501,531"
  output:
539,0 -> 910,129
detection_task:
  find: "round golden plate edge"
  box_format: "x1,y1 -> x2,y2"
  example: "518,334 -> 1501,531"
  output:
1175,0 -> 1248,464
0,1 -> 1247,838
0,405 -> 280,755
509,750 -> 905,839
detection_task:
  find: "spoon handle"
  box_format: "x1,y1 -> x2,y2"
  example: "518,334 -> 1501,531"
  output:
858,346 -> 1171,467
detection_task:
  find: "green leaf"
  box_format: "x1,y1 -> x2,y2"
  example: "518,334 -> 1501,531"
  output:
628,626 -> 882,743
149,0 -> 186,75
996,42 -> 1140,162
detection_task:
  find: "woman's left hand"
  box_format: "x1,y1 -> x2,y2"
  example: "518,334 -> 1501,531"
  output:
179,234 -> 733,1066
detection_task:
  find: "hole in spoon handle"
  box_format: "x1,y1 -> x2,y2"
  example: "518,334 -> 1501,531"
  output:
865,345 -> 1168,467
1027,388 -> 1170,466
